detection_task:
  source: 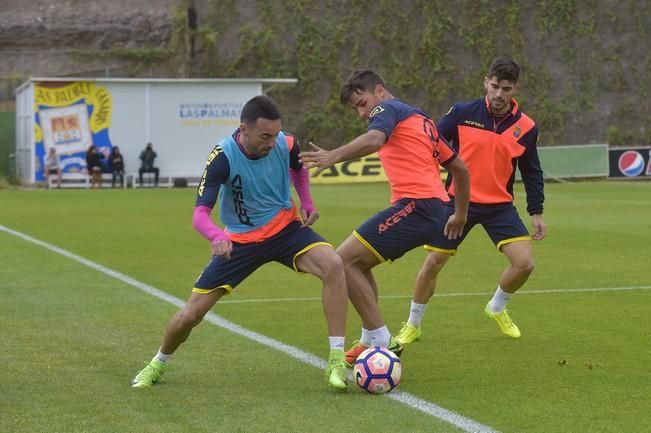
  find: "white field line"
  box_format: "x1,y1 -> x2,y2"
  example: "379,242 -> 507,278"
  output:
215,285 -> 651,304
0,224 -> 499,433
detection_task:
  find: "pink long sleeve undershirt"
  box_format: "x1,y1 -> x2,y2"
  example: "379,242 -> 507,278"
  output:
290,166 -> 315,215
192,205 -> 228,242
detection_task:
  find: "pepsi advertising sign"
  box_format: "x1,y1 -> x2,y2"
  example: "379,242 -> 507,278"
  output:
608,147 -> 651,179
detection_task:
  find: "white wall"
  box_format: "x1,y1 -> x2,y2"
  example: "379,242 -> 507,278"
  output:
16,79 -> 268,183
101,81 -> 262,178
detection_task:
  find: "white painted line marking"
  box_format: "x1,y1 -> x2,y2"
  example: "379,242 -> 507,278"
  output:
215,285 -> 651,304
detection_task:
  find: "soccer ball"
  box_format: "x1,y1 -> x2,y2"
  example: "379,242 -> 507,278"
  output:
353,346 -> 401,394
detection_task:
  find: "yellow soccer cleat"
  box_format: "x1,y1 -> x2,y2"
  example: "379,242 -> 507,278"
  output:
131,359 -> 168,388
325,350 -> 348,390
484,303 -> 521,338
395,322 -> 422,345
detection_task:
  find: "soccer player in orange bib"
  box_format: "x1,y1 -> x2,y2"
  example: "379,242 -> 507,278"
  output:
302,70 -> 470,365
395,57 -> 547,345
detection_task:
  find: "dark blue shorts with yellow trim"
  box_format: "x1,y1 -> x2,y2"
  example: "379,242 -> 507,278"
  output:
426,201 -> 529,253
193,220 -> 329,293
354,198 -> 447,262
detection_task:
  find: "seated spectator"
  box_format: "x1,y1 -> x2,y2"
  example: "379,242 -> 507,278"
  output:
109,146 -> 125,188
44,147 -> 62,189
139,142 -> 160,187
86,145 -> 105,188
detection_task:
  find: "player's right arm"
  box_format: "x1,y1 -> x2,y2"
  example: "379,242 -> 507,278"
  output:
302,102 -> 398,175
193,146 -> 233,259
302,130 -> 386,176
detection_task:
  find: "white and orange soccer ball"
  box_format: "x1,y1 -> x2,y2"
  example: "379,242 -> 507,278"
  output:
353,346 -> 402,394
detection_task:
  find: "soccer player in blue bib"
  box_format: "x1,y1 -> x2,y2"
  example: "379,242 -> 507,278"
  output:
132,96 -> 350,390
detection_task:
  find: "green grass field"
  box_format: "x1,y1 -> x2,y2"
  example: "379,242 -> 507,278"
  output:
1,181 -> 650,433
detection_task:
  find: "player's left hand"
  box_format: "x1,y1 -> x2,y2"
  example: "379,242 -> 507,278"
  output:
301,142 -> 334,177
531,214 -> 546,240
300,208 -> 320,227
444,212 -> 466,240
211,238 -> 233,260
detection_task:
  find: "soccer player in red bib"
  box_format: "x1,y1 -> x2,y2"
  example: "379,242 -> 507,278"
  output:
395,57 -> 547,344
302,70 -> 470,365
131,96 -> 350,390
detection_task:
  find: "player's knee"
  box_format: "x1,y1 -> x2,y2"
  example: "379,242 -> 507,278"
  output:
422,254 -> 447,276
337,245 -> 376,272
320,252 -> 345,280
177,306 -> 206,328
515,257 -> 535,276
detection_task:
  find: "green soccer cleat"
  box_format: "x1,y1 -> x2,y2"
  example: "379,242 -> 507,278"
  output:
131,359 -> 168,388
395,322 -> 422,345
325,350 -> 348,390
484,303 -> 521,338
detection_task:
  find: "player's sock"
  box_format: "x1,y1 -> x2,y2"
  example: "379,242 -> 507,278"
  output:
154,349 -> 172,364
488,286 -> 512,313
360,328 -> 372,346
407,301 -> 428,327
344,329 -> 372,366
328,336 -> 345,351
369,326 -> 391,347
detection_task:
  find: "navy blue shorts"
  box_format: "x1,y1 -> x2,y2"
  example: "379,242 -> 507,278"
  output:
193,221 -> 330,294
353,198 -> 447,262
425,201 -> 530,254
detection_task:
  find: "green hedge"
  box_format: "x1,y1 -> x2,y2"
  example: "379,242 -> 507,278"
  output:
0,112 -> 15,178
54,0 -> 651,148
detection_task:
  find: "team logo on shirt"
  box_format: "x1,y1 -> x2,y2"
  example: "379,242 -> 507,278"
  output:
463,120 -> 484,128
513,126 -> 522,138
369,105 -> 385,118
